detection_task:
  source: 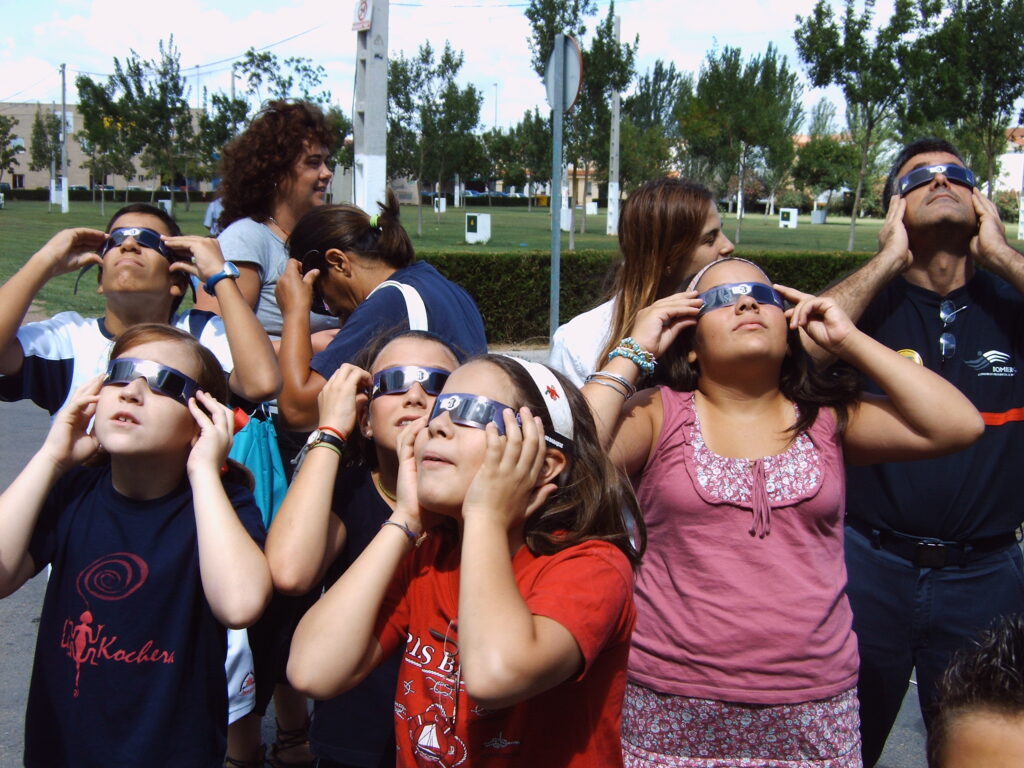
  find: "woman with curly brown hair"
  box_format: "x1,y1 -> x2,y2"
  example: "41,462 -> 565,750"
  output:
197,99 -> 338,345
205,100 -> 338,768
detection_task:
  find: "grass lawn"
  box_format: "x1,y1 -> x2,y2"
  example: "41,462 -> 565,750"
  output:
4,198 -> 1018,319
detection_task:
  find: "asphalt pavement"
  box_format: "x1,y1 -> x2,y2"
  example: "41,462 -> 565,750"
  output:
0,396 -> 928,767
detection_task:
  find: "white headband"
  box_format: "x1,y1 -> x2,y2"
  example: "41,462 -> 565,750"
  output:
686,256 -> 770,293
502,356 -> 574,448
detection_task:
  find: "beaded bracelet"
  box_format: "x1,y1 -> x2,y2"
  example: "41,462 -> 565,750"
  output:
608,336 -> 656,374
588,370 -> 638,398
381,519 -> 419,545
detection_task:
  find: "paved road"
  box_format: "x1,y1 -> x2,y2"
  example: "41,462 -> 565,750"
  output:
0,397 -> 928,767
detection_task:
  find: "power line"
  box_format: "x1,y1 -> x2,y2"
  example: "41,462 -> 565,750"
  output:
0,72 -> 60,105
69,25 -> 324,81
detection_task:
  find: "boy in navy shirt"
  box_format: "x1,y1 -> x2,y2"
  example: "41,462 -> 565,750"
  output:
0,324 -> 271,767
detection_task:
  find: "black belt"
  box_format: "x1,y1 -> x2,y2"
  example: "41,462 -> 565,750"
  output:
847,518 -> 1018,569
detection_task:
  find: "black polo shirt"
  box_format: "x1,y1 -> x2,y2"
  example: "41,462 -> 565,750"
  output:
846,271 -> 1024,540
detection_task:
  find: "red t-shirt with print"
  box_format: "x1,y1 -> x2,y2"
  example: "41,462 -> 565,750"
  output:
375,530 -> 635,767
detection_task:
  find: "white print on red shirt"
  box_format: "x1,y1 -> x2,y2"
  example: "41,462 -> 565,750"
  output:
402,625 -> 469,767
57,552 -> 175,698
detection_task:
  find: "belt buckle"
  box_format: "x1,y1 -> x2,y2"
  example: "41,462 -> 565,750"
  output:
914,541 -> 949,569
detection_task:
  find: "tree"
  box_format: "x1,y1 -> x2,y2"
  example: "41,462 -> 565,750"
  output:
524,0 -> 598,244
0,115 -> 23,186
386,42 -> 482,234
677,44 -> 802,242
195,91 -> 250,185
900,0 -> 1024,196
620,61 -> 684,189
793,137 -> 861,209
795,0 -> 917,250
76,74 -> 142,203
525,0 -> 597,78
82,37 -> 198,208
325,106 -> 355,172
233,48 -> 331,107
28,107 -> 63,178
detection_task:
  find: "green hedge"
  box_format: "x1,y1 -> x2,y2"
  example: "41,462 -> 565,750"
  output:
419,249 -> 872,343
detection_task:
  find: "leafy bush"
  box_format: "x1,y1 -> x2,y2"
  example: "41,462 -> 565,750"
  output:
419,249 -> 871,343
993,190 -> 1019,222
775,190 -> 814,213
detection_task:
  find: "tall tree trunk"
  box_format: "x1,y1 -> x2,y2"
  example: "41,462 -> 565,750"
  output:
569,165 -> 577,251
848,141 -> 870,252
734,146 -> 745,245
417,179 -> 424,237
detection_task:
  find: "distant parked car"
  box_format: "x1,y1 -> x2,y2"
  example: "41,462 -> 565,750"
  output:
69,185 -> 87,191
462,190 -> 482,198
93,184 -> 114,191
0,182 -> 12,192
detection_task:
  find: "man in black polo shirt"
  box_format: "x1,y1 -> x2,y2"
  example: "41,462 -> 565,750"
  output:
824,138 -> 1024,766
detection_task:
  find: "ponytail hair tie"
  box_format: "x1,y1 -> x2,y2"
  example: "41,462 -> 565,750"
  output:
369,214 -> 380,229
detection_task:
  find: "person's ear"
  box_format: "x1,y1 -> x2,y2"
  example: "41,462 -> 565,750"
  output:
359,401 -> 372,440
324,248 -> 351,277
525,448 -> 568,518
538,447 -> 568,487
687,349 -> 698,364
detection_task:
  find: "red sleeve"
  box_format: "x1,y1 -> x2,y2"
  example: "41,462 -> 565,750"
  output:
373,535 -> 444,658
521,541 -> 635,678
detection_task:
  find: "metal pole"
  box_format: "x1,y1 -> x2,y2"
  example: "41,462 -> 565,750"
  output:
493,82 -> 498,129
606,16 -> 621,236
549,34 -> 565,339
60,64 -> 68,213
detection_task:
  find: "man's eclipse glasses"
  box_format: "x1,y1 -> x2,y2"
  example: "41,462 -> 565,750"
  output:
897,164 -> 977,196
100,227 -> 179,262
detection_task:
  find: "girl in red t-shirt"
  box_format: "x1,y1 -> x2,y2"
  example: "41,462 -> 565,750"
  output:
289,354 -> 643,767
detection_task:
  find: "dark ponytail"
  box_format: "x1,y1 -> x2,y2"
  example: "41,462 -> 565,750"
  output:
288,189 -> 415,273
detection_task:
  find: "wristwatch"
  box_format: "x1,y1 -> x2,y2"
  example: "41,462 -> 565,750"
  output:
306,429 -> 346,453
203,261 -> 241,295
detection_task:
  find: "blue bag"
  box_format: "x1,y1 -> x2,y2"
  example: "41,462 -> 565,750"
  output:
229,405 -> 288,528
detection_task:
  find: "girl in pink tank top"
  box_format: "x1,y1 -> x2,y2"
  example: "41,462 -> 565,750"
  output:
583,257 -> 984,767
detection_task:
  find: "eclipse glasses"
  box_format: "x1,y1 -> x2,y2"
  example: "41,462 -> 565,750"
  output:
370,366 -> 450,400
101,227 -> 180,262
430,393 -> 517,435
103,357 -> 200,406
897,164 -> 977,196
698,282 -> 785,316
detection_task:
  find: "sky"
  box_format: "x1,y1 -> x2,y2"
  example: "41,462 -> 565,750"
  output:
0,0 -> 887,130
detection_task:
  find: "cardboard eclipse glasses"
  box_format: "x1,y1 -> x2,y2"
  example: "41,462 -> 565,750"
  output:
101,227 -> 180,262
370,366 -> 450,400
103,357 -> 200,406
430,393 -> 517,435
897,164 -> 977,196
698,282 -> 785,316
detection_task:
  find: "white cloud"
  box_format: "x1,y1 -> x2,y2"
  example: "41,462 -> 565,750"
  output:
0,0 -> 900,130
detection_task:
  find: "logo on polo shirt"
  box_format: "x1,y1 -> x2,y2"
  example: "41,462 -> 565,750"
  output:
965,350 -> 1017,377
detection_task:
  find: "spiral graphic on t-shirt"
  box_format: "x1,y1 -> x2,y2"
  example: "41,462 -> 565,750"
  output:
76,552 -> 149,603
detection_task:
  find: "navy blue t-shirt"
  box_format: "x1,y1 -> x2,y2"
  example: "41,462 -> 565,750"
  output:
24,466 -> 265,768
309,467 -> 400,766
847,271 -> 1024,540
310,261 -> 487,379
